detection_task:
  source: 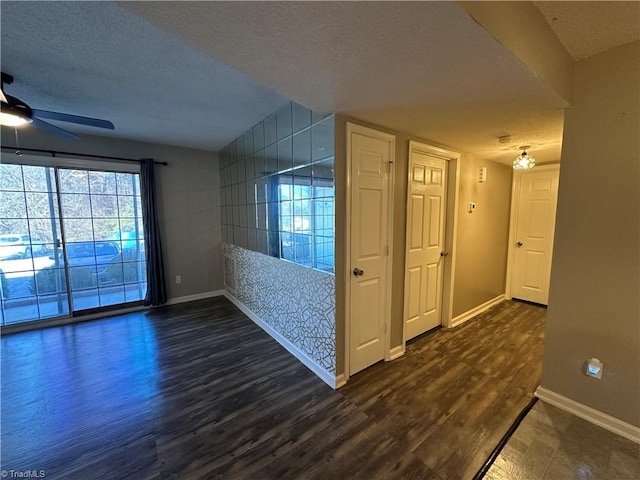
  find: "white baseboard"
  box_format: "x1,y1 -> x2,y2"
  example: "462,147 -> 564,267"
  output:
388,345 -> 406,360
223,291 -> 338,390
449,294 -> 505,328
536,386 -> 640,444
166,290 -> 225,306
335,373 -> 347,389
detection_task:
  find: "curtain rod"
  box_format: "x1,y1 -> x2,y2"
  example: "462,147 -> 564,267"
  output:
0,146 -> 168,166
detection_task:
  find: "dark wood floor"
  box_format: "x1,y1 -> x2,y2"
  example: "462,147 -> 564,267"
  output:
1,297 -> 545,480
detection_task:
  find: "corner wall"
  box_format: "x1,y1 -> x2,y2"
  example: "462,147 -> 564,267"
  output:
0,129 -> 223,301
452,155 -> 512,317
540,41 -> 640,427
219,102 -> 337,380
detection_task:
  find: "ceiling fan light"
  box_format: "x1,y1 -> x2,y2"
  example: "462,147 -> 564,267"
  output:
0,112 -> 30,126
0,102 -> 32,127
513,151 -> 536,171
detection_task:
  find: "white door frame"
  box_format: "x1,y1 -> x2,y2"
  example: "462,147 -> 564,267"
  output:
403,141 -> 460,338
344,122 -> 395,380
505,163 -> 560,300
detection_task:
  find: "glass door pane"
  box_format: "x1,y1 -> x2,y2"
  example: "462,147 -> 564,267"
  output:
0,164 -> 69,325
58,168 -> 146,312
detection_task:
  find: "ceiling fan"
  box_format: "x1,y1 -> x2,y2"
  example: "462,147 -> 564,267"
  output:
0,72 -> 114,140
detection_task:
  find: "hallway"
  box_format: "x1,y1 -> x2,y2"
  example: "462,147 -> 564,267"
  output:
341,299 -> 545,478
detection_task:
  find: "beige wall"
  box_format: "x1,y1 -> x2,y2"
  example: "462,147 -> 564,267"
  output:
0,129 -> 223,300
334,115 -> 513,376
334,117 -> 347,375
452,155 -> 512,317
541,41 -> 640,426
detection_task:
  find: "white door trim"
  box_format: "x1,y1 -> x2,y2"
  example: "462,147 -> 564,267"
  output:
404,141 -> 460,334
505,164 -> 560,300
344,122 -> 395,380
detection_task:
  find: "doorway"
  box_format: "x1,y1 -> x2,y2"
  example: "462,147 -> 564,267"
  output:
403,141 -> 459,340
506,165 -> 560,305
0,160 -> 147,326
345,123 -> 395,376
403,142 -> 449,340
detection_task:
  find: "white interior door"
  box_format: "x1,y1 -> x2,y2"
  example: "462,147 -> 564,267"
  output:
511,166 -> 559,305
403,146 -> 447,340
348,124 -> 394,376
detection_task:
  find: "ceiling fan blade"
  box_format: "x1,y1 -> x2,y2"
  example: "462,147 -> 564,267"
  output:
0,72 -> 12,103
32,117 -> 79,140
32,109 -> 114,130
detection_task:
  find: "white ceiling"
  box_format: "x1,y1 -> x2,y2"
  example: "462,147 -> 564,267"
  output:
1,1 -> 638,164
534,1 -> 640,60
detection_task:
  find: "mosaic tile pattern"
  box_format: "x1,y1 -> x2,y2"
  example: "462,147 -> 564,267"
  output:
223,243 -> 336,373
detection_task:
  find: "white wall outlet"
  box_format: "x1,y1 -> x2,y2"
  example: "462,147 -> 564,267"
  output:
586,358 -> 603,379
175,275 -> 182,284
468,202 -> 476,213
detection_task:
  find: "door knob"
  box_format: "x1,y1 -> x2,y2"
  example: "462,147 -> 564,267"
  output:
353,267 -> 364,277
440,251 -> 449,257
516,241 -> 523,247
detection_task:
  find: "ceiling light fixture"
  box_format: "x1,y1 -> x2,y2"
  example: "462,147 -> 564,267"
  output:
0,103 -> 32,126
0,72 -> 113,139
513,146 -> 535,171
0,74 -> 33,127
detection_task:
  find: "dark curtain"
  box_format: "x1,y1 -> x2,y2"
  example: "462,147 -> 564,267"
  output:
140,158 -> 167,306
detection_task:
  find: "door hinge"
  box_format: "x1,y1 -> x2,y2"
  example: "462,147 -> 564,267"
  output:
385,245 -> 389,256
387,161 -> 393,172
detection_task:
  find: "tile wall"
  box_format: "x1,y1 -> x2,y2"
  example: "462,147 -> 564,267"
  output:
219,102 -> 335,272
220,101 -> 337,377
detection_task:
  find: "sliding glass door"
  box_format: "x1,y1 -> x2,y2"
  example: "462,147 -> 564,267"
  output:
0,164 -> 68,324
0,160 -> 146,326
58,168 -> 146,312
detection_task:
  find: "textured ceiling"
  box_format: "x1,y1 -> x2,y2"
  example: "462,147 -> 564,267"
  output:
0,1 -> 288,151
534,1 -> 640,60
121,1 -> 567,164
1,1 -> 637,164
